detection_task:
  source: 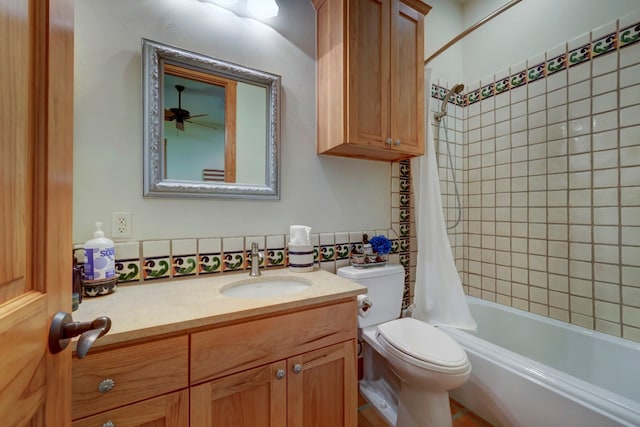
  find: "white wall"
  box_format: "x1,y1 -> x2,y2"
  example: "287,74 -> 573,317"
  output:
74,0 -> 390,242
423,0 -> 465,85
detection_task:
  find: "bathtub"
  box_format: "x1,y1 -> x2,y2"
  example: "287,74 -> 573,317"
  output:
439,296 -> 640,427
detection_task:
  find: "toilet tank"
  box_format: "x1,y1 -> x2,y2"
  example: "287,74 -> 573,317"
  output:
337,264 -> 405,328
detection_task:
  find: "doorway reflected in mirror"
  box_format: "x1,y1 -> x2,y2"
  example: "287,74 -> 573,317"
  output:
142,38 -> 280,199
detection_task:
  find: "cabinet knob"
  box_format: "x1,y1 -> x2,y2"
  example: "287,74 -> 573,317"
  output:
385,138 -> 392,145
395,139 -> 401,145
102,421 -> 115,427
275,369 -> 286,380
98,378 -> 115,393
292,364 -> 302,374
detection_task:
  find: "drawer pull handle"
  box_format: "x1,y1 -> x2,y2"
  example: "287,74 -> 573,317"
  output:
102,421 -> 115,427
395,139 -> 401,146
275,369 -> 285,380
385,138 -> 393,145
292,364 -> 302,374
98,378 -> 115,393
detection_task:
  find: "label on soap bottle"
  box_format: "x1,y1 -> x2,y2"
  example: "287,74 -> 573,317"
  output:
84,247 -> 115,281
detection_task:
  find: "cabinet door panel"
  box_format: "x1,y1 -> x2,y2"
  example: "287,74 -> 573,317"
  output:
390,1 -> 425,156
288,341 -> 357,427
349,0 -> 390,149
191,362 -> 287,427
71,389 -> 189,427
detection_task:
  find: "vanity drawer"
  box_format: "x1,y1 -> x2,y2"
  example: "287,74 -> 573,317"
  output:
72,335 -> 189,420
191,300 -> 356,384
71,389 -> 189,427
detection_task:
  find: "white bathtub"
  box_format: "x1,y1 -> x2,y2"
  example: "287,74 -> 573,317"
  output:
439,296 -> 640,427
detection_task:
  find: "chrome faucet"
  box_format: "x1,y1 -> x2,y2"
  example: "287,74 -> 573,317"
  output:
249,242 -> 263,276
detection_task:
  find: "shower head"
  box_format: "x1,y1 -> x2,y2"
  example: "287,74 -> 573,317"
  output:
434,83 -> 464,122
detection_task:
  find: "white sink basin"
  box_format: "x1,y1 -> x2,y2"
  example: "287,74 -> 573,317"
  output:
221,277 -> 311,298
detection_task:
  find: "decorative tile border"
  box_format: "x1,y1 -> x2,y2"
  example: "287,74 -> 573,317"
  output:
620,22 -> 640,47
223,251 -> 245,272
199,252 -> 222,274
173,254 -> 197,277
85,228 -> 407,285
546,53 -> 566,75
143,256 -> 171,280
115,258 -> 140,283
431,15 -> 640,106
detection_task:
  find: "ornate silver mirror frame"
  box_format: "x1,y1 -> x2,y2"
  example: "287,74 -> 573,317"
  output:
142,38 -> 281,199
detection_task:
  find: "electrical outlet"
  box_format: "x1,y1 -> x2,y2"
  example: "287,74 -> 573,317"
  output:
112,212 -> 132,239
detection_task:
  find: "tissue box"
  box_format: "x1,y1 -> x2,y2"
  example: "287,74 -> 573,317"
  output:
288,243 -> 314,273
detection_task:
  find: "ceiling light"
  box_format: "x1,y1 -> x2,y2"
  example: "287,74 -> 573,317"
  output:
247,0 -> 279,18
202,0 -> 279,19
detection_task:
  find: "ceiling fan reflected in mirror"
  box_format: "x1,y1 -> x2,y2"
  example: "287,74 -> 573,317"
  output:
164,84 -> 209,131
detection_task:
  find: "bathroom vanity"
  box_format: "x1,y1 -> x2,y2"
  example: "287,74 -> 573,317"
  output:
70,269 -> 365,426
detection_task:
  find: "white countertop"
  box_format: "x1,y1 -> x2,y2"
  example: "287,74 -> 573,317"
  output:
73,268 -> 366,351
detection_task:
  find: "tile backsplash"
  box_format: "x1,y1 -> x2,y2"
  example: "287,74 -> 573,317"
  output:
107,229 -> 402,282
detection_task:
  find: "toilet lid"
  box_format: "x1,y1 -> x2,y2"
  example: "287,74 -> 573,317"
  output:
377,318 -> 468,369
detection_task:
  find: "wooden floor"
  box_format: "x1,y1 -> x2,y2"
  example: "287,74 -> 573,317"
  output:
358,395 -> 493,427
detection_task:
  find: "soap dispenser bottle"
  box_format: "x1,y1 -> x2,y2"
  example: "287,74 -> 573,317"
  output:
83,222 -> 115,282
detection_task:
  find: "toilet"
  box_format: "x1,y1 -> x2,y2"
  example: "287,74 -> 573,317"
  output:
338,264 -> 471,427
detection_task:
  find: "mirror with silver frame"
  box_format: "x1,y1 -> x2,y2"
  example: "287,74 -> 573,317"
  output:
142,38 -> 281,199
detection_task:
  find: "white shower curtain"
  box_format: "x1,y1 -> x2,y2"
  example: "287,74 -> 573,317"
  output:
410,69 -> 477,331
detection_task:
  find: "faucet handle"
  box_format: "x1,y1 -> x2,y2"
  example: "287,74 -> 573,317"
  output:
251,242 -> 259,253
249,242 -> 263,276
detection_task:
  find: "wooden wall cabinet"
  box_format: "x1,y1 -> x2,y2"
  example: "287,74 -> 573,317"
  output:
72,300 -> 357,427
314,0 -> 432,162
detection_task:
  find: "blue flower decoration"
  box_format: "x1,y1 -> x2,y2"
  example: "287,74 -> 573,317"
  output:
369,235 -> 391,255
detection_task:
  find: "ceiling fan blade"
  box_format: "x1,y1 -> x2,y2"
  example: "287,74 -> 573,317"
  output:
165,109 -> 176,121
188,114 -> 208,119
187,120 -> 222,130
176,120 -> 185,131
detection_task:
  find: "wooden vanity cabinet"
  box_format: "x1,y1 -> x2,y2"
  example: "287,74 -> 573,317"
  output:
72,299 -> 358,427
314,0 -> 431,162
190,300 -> 358,427
191,341 -> 356,427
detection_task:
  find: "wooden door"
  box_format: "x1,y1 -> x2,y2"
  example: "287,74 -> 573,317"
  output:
190,362 -> 287,427
390,0 -> 427,156
0,0 -> 74,425
71,390 -> 189,427
287,341 -> 358,427
348,0 -> 391,150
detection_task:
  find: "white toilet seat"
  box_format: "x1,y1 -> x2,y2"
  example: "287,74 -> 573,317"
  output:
376,318 -> 470,375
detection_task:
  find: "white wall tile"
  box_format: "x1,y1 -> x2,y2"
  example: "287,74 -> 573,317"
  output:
568,80 -> 591,102
593,71 -> 618,95
568,98 -> 591,119
593,92 -> 618,113
568,61 -> 591,84
592,52 -> 618,76
620,63 -> 640,88
621,104 -> 640,127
